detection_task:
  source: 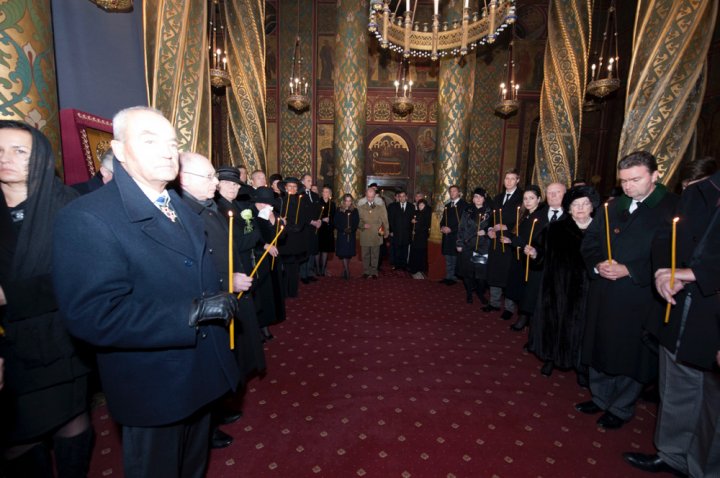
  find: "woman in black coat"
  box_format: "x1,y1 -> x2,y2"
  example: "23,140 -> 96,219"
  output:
0,121 -> 93,475
504,185 -> 547,331
334,194 -> 359,279
526,186 -> 599,378
455,188 -> 493,303
316,185 -> 335,276
408,199 -> 431,279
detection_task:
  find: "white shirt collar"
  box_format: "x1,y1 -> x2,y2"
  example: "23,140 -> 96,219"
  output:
505,188 -> 516,196
133,178 -> 168,204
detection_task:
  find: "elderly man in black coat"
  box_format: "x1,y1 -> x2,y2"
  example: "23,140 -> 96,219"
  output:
387,190 -> 414,270
578,151 -> 678,430
624,168 -> 720,476
53,107 -> 242,477
439,185 -> 467,284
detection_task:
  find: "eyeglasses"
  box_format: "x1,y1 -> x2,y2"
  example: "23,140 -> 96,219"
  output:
182,171 -> 218,180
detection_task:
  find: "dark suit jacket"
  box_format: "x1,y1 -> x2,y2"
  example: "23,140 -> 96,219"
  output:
654,172 -> 720,370
387,201 -> 415,246
301,189 -> 322,254
71,172 -> 104,195
440,199 -> 468,255
52,162 -> 240,427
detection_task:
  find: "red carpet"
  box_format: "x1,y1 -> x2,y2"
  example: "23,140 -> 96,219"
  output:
88,258 -> 667,477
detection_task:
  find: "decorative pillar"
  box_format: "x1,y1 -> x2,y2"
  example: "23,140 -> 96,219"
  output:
225,0 -> 267,173
618,0 -> 717,183
534,0 -> 592,189
467,52 -> 505,196
333,0 -> 368,199
432,0 -> 475,241
0,1 -> 62,173
279,0 -> 313,178
144,0 -> 210,156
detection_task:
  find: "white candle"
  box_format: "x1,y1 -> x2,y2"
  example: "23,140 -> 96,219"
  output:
464,0 -> 469,8
434,0 -> 438,15
394,80 -> 400,95
408,80 -> 413,94
406,0 -> 410,12
591,63 -> 596,79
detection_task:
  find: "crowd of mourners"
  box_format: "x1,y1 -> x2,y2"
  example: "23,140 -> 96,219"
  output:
0,107 -> 718,477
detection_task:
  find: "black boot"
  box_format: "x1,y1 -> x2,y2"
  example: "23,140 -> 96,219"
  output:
510,314 -> 528,331
53,427 -> 94,478
541,360 -> 554,377
3,444 -> 54,478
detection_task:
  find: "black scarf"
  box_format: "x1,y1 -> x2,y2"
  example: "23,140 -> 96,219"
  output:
0,123 -> 78,282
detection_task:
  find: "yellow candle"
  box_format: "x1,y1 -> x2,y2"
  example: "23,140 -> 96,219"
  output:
228,211 -> 235,350
525,218 -> 538,282
475,212 -> 482,250
604,202 -> 613,263
664,217 -> 679,324
516,206 -> 520,260
315,206 -> 324,235
499,209 -> 505,252
295,194 -> 303,224
492,209 -> 497,250
237,226 -> 285,299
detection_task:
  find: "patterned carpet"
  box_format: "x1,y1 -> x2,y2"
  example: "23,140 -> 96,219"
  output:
88,258 -> 667,477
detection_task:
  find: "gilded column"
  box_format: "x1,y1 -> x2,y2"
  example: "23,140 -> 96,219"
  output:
145,0 -> 210,156
467,53 -> 505,196
534,0 -> 592,189
432,0 -> 475,241
618,0 -> 717,183
225,0 -> 267,173
0,0 -> 62,173
279,0 -> 313,178
333,0 -> 368,199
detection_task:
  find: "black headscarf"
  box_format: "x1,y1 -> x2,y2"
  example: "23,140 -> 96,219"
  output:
0,120 -> 78,281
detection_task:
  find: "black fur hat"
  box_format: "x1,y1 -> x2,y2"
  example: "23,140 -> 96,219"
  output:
562,185 -> 600,211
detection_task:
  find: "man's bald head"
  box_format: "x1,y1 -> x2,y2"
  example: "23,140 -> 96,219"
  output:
178,152 -> 219,201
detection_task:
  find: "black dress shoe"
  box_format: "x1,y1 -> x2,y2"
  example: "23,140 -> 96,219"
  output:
574,400 -> 602,415
623,453 -> 686,476
308,276 -> 318,282
438,278 -> 449,284
445,279 -> 457,286
482,304 -> 500,312
221,411 -> 243,425
597,411 -> 626,429
211,428 -> 233,449
540,361 -> 554,376
510,315 -> 528,331
300,278 -> 310,284
500,310 -> 513,321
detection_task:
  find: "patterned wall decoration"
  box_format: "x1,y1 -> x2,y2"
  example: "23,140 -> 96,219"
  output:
225,0 -> 267,173
144,0 -> 210,157
467,50 -> 505,196
618,0 -> 718,183
533,0 -> 592,189
333,0 -> 369,198
0,0 -> 63,173
433,1 -> 476,217
279,0 -> 313,178
317,97 -> 334,122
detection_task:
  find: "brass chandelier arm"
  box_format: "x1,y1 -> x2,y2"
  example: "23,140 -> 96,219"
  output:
90,0 -> 133,11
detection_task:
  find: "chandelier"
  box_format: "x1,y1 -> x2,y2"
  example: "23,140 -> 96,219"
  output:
587,0 -> 620,98
494,29 -> 519,116
392,59 -> 414,115
208,0 -> 230,88
286,0 -> 310,112
368,0 -> 516,61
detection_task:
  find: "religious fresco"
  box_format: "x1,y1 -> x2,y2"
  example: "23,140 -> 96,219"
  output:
265,2 -> 277,86
368,45 -> 438,89
514,4 -> 548,92
317,35 -> 335,86
415,127 -> 436,196
316,124 -> 335,187
367,132 -> 410,177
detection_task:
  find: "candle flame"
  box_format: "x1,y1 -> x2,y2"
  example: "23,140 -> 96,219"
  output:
228,210 -> 234,217
673,217 -> 679,223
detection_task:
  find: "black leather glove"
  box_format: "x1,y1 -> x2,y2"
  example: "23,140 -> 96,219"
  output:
188,292 -> 239,328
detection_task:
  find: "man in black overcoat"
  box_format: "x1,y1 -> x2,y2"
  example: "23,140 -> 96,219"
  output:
278,177 -> 310,297
53,107 -> 241,476
439,185 -> 467,285
485,169 -> 523,319
624,168 -> 720,476
299,173 -> 322,284
578,151 -> 678,430
387,190 -> 414,270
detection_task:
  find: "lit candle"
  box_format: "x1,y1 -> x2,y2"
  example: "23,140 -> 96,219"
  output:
591,63 -> 596,80
525,218 -> 538,282
499,209 -> 505,252
228,210 -> 235,350
237,226 -> 285,299
604,202 -> 613,263
394,80 -> 400,95
403,84 -> 408,97
408,80 -> 413,95
304,82 -> 309,94
492,209 -> 497,250
222,56 -> 227,71
664,217 -> 680,324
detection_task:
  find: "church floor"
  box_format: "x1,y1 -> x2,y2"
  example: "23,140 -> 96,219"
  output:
88,260 -> 665,477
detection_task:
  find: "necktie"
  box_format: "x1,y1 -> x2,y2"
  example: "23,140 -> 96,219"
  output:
401,203 -> 405,212
550,209 -> 559,222
504,193 -> 511,205
307,190 -> 313,203
629,200 -> 639,214
155,195 -> 177,222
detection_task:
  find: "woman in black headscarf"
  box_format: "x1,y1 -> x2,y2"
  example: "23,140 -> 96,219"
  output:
455,187 -> 493,303
0,120 -> 93,475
